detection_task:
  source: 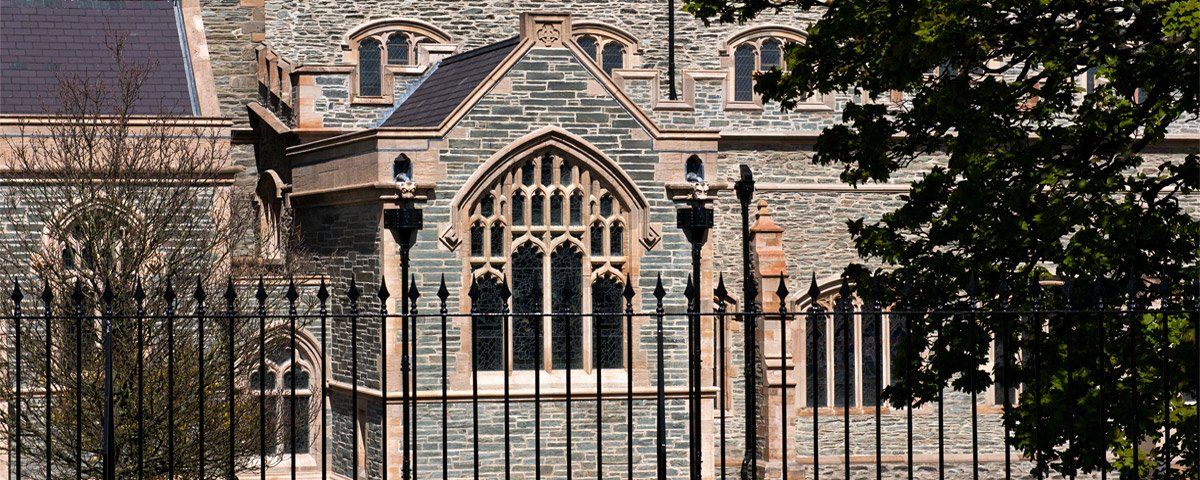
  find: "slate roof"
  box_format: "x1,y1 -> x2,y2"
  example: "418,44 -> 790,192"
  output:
381,36 -> 520,128
0,0 -> 196,116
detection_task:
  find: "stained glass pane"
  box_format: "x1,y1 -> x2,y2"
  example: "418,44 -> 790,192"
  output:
481,194 -> 494,217
512,193 -> 525,225
541,154 -> 554,186
592,277 -> 624,369
609,223 -> 623,256
861,310 -> 880,407
806,309 -> 827,407
490,223 -> 505,257
387,34 -> 410,65
577,35 -> 598,60
760,39 -> 782,70
473,276 -> 505,371
470,222 -> 484,256
550,194 -> 563,226
590,223 -> 604,256
531,195 -> 544,224
358,39 -> 382,97
560,162 -> 572,186
734,44 -> 755,102
512,245 -> 543,370
833,297 -> 856,407
601,43 -> 624,75
600,196 -> 613,217
570,193 -> 583,226
522,162 -> 535,187
551,246 -> 583,369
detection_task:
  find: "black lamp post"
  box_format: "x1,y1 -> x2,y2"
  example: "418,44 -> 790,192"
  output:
734,165 -> 758,480
384,203 -> 423,480
677,199 -> 713,480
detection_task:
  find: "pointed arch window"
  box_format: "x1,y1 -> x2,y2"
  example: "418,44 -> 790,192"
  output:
573,24 -> 638,78
727,29 -> 804,104
464,149 -> 635,373
799,283 -> 886,409
358,39 -> 382,97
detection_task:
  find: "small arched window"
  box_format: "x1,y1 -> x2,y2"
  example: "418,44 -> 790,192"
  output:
392,155 -> 413,182
387,34 -> 411,65
358,39 -> 382,97
760,39 -> 782,69
685,155 -> 705,183
573,23 -> 637,78
601,42 -> 625,75
733,44 -> 757,102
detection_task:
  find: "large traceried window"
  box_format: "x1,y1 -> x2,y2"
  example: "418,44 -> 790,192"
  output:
467,149 -> 631,372
800,285 -> 885,408
249,338 -> 319,457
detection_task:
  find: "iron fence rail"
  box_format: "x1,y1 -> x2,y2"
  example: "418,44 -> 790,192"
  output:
2,277 -> 1198,480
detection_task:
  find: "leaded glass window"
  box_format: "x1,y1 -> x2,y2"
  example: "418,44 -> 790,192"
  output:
733,44 -> 756,102
592,276 -> 624,369
250,340 -> 317,455
577,35 -> 598,60
760,39 -> 782,70
803,286 -> 887,408
601,43 -> 624,75
473,275 -> 506,371
464,148 -> 635,373
387,34 -> 410,65
358,39 -> 382,97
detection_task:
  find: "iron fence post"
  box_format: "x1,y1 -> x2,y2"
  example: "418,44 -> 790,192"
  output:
678,199 -> 712,480
11,283 -> 23,480
734,165 -> 759,480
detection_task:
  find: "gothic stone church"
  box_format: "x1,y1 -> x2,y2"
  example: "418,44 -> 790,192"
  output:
4,1 -> 1194,479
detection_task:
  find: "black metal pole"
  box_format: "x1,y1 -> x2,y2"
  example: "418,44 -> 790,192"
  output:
408,275 -> 421,480
716,276 -> 728,480
807,277 -> 821,480
776,280 -> 789,480
257,279 -> 268,480
165,279 -> 176,480
42,282 -> 53,480
349,278 -> 362,480
624,281 -> 636,480
137,281 -> 147,480
381,277 -> 392,480
654,275 -> 667,480
289,280 -> 300,480
667,0 -> 677,100
840,278 -> 851,480
100,284 -> 114,480
678,199 -> 711,480
194,281 -> 206,480
225,280 -> 237,480
318,279 -> 330,480
735,165 -> 758,480
11,284 -> 23,480
469,280 -> 480,480
438,277 -> 450,480
72,280 -> 82,480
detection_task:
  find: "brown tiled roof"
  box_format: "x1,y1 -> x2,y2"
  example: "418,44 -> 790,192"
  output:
0,0 -> 196,116
381,37 -> 520,128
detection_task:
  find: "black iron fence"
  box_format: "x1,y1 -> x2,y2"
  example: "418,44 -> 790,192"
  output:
1,274 -> 1197,480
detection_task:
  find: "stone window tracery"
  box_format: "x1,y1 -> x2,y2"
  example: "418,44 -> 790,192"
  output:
798,285 -> 885,409
466,149 -> 633,373
572,22 -> 639,77
346,19 -> 452,103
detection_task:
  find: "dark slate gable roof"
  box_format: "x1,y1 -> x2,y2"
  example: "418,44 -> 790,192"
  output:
0,0 -> 196,116
381,37 -> 520,128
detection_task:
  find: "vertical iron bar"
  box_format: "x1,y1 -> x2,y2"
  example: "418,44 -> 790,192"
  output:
318,280 -> 330,480
136,281 -> 147,480
12,283 -> 23,480
400,261 -> 408,480
288,280 -> 300,480
257,280 -> 268,480
716,276 -> 728,480
408,276 -> 421,480
966,277 -> 979,480
871,280 -> 882,480
1125,277 -> 1139,479
224,280 -> 237,480
1094,280 -> 1108,480
840,279 -> 850,480
999,280 -> 1012,480
379,279 -> 391,480
734,166 -> 757,480
596,292 -> 603,480
195,280 -> 206,480
71,280 -> 82,480
468,280 -> 480,480
776,280 -> 789,480
654,275 -> 667,480
1031,279 -> 1044,480
667,0 -> 676,100
500,280 -> 512,480
101,284 -> 114,480
534,291 -> 542,480
625,281 -> 636,480
806,276 -> 821,480
349,279 -> 362,480
42,282 -> 53,480
437,277 -> 449,480
902,282 -> 913,480
936,306 -> 944,480
1158,284 -> 1171,475
165,279 -> 177,480
566,296 -> 574,480
1062,277 -> 1076,480
686,275 -> 699,480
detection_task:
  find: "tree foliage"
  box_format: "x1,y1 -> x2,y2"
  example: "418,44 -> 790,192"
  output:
687,0 -> 1199,477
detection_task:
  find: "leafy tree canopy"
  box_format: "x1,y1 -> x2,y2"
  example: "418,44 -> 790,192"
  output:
688,0 -> 1199,477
